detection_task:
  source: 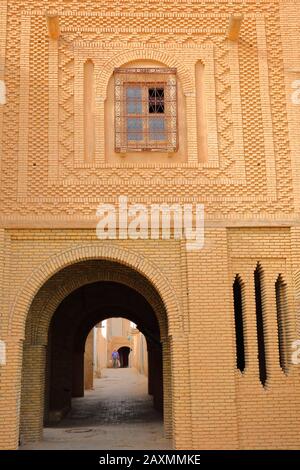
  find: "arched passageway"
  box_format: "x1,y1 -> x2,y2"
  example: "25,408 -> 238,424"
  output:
46,281 -> 164,422
18,258 -> 176,447
118,346 -> 131,368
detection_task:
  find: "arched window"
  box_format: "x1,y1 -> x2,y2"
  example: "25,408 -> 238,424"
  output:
275,275 -> 288,373
254,264 -> 267,386
114,67 -> 178,152
233,275 -> 245,372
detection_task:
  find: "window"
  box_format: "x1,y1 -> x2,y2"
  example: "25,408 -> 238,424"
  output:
114,68 -> 177,152
233,275 -> 246,372
275,275 -> 288,373
254,264 -> 267,386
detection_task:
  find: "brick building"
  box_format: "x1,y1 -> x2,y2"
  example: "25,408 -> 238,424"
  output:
0,0 -> 300,450
90,318 -> 148,375
83,318 -> 146,391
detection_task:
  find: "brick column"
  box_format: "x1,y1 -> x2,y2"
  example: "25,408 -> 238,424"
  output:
147,343 -> 153,396
20,343 -> 46,444
183,229 -> 239,449
72,350 -> 84,397
162,337 -> 172,438
185,92 -> 198,164
170,334 -> 192,450
152,344 -> 163,413
0,338 -> 23,449
84,329 -> 94,390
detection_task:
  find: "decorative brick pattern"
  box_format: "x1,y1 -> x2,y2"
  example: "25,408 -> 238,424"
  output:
0,0 -> 300,452
0,0 -> 295,218
0,0 -> 8,190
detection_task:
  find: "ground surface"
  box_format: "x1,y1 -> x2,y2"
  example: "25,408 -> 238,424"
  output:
21,368 -> 172,450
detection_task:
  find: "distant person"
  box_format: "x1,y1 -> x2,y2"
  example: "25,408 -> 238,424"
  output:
112,349 -> 120,368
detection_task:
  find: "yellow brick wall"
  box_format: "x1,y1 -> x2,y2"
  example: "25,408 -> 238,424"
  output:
0,0 -> 300,450
1,227 -> 299,449
84,329 -> 94,390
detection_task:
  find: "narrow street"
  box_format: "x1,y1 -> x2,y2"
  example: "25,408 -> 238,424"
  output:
21,369 -> 172,450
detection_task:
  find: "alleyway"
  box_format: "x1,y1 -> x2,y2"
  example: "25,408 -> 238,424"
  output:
21,368 -> 172,450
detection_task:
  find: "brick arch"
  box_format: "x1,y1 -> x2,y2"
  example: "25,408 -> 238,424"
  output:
26,261 -> 170,345
110,338 -> 132,353
96,48 -> 194,98
9,244 -> 182,339
76,317 -> 135,355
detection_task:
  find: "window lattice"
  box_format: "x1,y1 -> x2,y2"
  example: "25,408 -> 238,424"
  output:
114,68 -> 178,152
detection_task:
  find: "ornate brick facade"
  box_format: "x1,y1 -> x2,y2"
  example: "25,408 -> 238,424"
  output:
0,0 -> 300,450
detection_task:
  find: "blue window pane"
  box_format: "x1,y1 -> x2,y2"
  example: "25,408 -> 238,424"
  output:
149,118 -> 166,141
127,118 -> 143,141
127,87 -> 141,99
127,102 -> 142,114
126,87 -> 142,114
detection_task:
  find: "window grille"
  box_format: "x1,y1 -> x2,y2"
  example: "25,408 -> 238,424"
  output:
114,68 -> 178,152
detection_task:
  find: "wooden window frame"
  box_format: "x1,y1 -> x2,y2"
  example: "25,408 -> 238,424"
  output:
124,82 -> 168,148
114,68 -> 178,153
